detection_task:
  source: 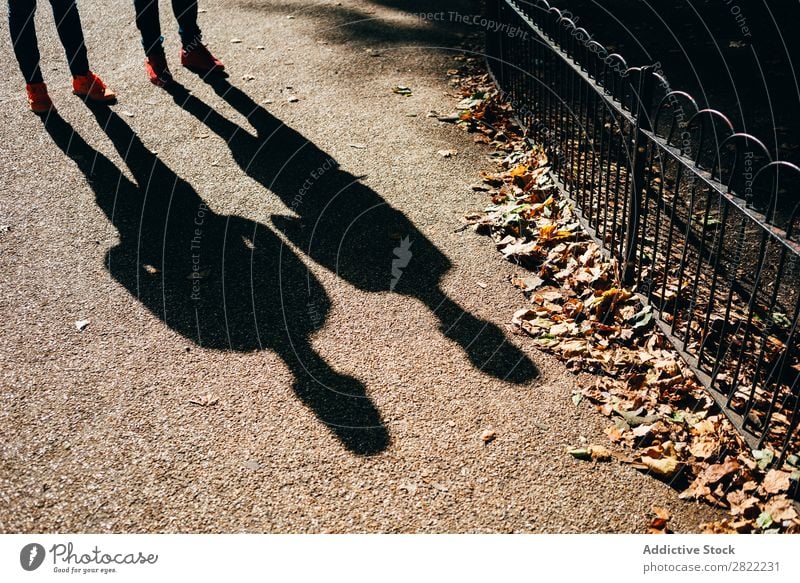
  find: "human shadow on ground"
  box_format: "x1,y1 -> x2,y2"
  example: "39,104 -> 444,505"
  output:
41,108 -> 390,455
166,78 -> 539,383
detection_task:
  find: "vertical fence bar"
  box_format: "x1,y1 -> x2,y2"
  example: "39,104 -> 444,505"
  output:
623,66 -> 655,285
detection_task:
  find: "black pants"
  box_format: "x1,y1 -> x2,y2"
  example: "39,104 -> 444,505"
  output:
8,0 -> 90,84
133,0 -> 201,56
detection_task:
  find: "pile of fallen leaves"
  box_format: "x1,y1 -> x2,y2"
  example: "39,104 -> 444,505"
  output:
441,62 -> 800,533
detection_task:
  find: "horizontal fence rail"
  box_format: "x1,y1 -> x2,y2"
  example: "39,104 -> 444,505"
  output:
485,0 -> 800,461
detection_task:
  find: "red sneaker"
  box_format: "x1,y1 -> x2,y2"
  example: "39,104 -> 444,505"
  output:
180,44 -> 225,72
145,52 -> 174,87
72,71 -> 117,103
26,82 -> 55,113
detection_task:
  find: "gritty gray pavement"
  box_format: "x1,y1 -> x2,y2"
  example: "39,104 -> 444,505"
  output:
0,0 -> 724,532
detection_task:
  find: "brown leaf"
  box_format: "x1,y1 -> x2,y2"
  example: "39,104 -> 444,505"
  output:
701,519 -> 752,534
549,323 -> 573,337
534,289 -> 563,303
560,340 -> 589,358
510,274 -> 544,291
648,506 -> 672,533
764,495 -> 798,521
689,438 -> 718,460
680,476 -> 711,500
652,506 -> 671,520
511,308 -> 536,325
588,444 -> 613,462
501,240 -> 539,259
703,458 -> 740,484
742,480 -> 759,493
690,419 -> 716,435
726,490 -> 760,517
762,469 -> 792,494
605,425 -> 626,442
562,298 -> 584,318
479,170 -> 505,186
189,393 -> 218,407
653,358 -> 681,377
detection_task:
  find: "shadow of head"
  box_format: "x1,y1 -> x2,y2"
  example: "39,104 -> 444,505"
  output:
165,79 -> 540,384
40,107 -> 389,455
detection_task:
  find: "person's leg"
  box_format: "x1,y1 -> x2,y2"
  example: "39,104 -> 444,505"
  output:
8,0 -> 44,84
44,0 -> 115,102
48,0 -> 89,77
171,0 -> 200,50
8,0 -> 55,112
133,0 -> 165,55
134,0 -> 174,85
174,0 -> 224,72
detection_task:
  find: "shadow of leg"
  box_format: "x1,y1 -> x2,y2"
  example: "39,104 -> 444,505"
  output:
423,290 -> 539,384
278,340 -> 390,456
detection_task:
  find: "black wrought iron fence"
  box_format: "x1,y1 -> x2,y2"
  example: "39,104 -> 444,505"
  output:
485,0 -> 800,461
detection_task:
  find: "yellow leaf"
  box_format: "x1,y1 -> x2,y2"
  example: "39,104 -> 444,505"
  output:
509,164 -> 529,177
539,224 -> 557,240
641,455 -> 679,478
594,288 -> 632,316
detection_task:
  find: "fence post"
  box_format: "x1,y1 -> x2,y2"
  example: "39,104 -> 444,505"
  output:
623,66 -> 656,285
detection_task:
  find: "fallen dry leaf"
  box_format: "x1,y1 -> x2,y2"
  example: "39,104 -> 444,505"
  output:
481,429 -> 496,444
762,469 -> 792,495
588,444 -> 613,462
640,455 -> 679,478
703,458 -> 740,485
727,490 -> 760,517
648,506 -> 672,533
764,495 -> 798,522
689,438 -> 718,460
189,393 -> 218,407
